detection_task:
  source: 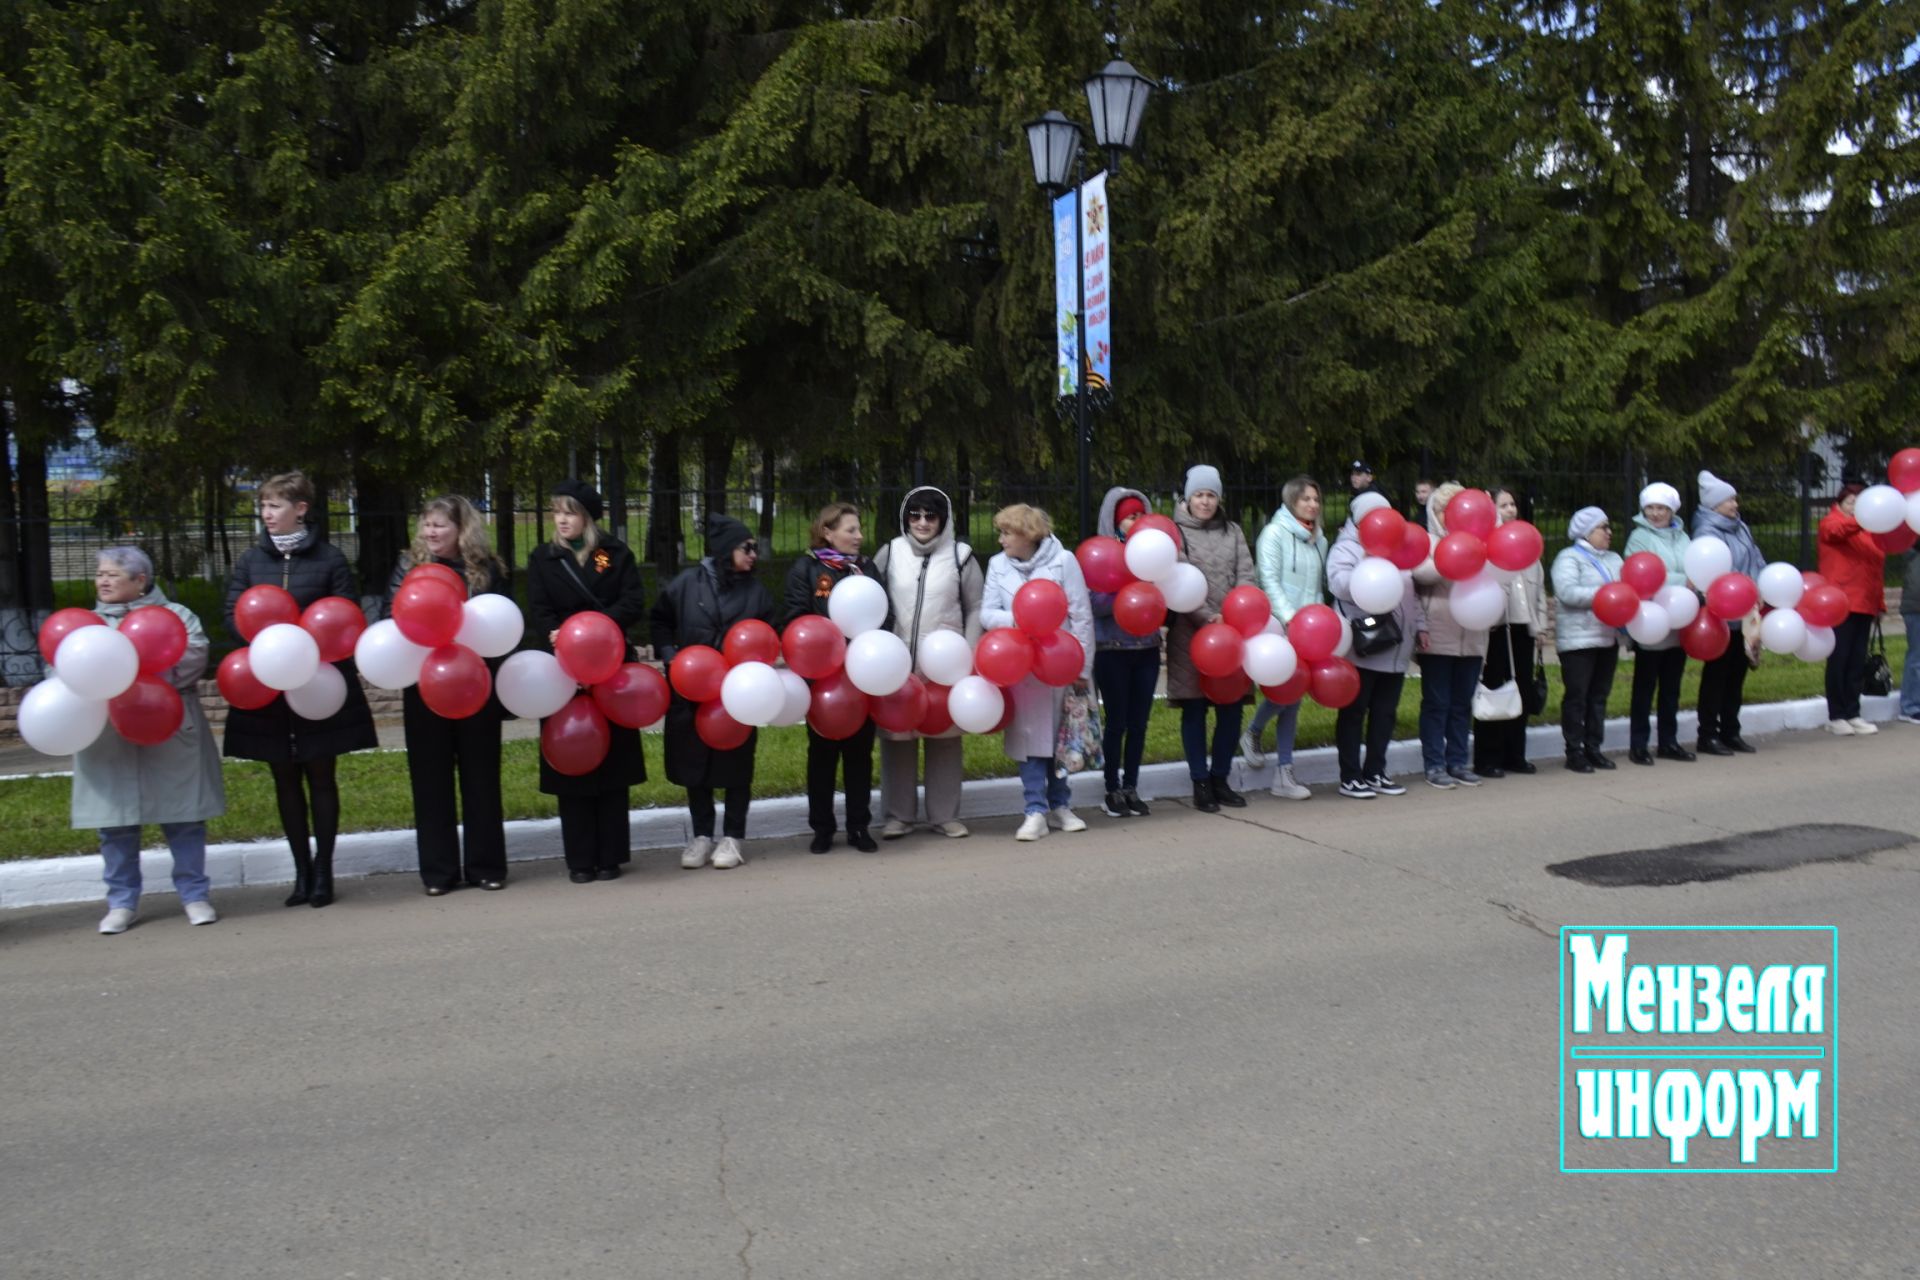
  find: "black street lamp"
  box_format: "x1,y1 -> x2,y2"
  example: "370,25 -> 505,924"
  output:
1025,61 -> 1153,541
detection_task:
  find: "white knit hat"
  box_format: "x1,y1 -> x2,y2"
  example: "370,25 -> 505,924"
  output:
1568,507 -> 1609,541
1350,492 -> 1391,521
1698,470 -> 1736,509
1638,482 -> 1681,512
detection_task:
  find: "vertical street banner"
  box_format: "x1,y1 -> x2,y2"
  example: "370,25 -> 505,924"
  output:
1053,189 -> 1078,397
1081,171 -> 1111,393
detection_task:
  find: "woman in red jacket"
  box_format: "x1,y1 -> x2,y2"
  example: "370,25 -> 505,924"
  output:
1816,483 -> 1887,736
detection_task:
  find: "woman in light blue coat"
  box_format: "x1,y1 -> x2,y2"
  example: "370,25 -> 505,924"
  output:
1241,475 -> 1326,800
1621,482 -> 1693,765
1551,508 -> 1625,773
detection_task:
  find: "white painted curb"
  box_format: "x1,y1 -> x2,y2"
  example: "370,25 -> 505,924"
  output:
1,694 -> 1901,909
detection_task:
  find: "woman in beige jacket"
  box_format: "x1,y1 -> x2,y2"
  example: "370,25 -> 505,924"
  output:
1472,488 -> 1547,777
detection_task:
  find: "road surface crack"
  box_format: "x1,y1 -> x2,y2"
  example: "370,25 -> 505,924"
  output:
1598,791 -> 1736,834
717,1113 -> 756,1280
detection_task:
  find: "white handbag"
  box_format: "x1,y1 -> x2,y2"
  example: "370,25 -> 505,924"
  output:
1472,613 -> 1523,722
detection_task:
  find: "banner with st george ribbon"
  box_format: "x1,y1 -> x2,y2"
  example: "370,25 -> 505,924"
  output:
1053,187 -> 1078,397
1081,171 -> 1110,393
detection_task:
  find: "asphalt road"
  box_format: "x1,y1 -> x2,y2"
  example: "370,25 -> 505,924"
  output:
4,726 -> 1918,1279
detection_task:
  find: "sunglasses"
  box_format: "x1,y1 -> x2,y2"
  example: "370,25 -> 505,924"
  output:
739,541 -> 759,555
906,509 -> 941,522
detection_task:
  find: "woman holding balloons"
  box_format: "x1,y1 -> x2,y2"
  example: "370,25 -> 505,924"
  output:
72,547 -> 226,933
652,513 -> 776,869
1244,476 -> 1327,801
1551,508 -> 1625,773
386,496 -> 512,894
1411,483 -> 1496,790
526,480 -> 649,883
1328,492 -> 1429,799
1088,487 -> 1160,818
783,503 -> 888,853
1164,466 -> 1258,814
1472,488 -> 1547,778
1621,482 -> 1694,766
1691,471 -> 1765,754
1817,483 -> 1887,736
223,471 -> 377,908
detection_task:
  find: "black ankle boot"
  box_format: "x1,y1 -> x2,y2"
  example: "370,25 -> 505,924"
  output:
309,855 -> 335,908
1565,752 -> 1594,774
1192,781 -> 1221,813
284,850 -> 314,907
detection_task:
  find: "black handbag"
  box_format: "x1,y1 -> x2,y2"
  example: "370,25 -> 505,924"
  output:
1864,620 -> 1893,698
1350,609 -> 1403,658
1525,646 -> 1550,717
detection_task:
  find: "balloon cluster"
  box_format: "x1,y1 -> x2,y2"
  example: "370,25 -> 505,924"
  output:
1854,447 -> 1920,554
211,586 -> 370,725
1073,512 -> 1199,637
22,605 -> 198,754
354,566 -> 524,727
481,608 -> 661,777
1593,536 -> 1841,664
1348,491 -> 1547,637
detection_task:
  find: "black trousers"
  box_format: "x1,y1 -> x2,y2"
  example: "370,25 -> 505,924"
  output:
1335,668 -> 1405,783
1560,645 -> 1619,755
558,790 -> 631,873
1825,611 -> 1873,720
688,786 -> 751,840
805,720 -> 875,834
1474,623 -> 1534,771
1696,633 -> 1751,742
1628,645 -> 1688,751
404,693 -> 505,888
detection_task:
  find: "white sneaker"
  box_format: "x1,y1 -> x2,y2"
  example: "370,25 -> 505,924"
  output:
880,819 -> 912,840
1897,712 -> 1920,725
99,908 -> 135,935
1048,807 -> 1088,833
1238,728 -> 1265,769
1848,717 -> 1878,735
1825,719 -> 1855,736
183,900 -> 217,926
1015,813 -> 1049,841
936,821 -> 970,838
711,837 -> 745,869
1268,764 -> 1311,801
681,836 -> 716,869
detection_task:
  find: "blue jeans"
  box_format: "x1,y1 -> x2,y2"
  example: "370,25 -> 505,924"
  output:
1095,647 -> 1160,791
1904,615 -> 1920,717
1181,700 -> 1244,782
1419,654 -> 1483,772
100,822 -> 210,911
1247,697 -> 1302,766
1017,757 -> 1072,815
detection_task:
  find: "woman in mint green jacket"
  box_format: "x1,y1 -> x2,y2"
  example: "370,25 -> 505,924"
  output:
1240,476 -> 1327,800
1622,481 -> 1693,766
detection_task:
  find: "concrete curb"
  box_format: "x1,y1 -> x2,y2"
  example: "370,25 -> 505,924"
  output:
2,693 -> 1901,910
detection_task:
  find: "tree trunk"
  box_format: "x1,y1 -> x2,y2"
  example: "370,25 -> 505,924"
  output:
757,446 -> 775,552
646,430 -> 682,578
702,433 -> 732,520
605,432 -> 628,545
349,458 -> 410,597
493,434 -> 517,589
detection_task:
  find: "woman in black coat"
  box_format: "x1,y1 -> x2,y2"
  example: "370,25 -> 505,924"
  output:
223,471 -> 378,908
387,495 -> 511,895
782,502 -> 886,853
526,480 -> 649,884
652,513 -> 775,871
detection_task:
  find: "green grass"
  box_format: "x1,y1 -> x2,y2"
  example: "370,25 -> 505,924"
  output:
3,632 -> 1905,861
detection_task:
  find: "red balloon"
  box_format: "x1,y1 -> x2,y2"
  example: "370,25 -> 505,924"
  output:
1032,630 -> 1084,687
404,562 -> 468,599
418,644 -> 492,719
781,614 -> 847,679
1592,582 -> 1640,628
1487,520 -> 1544,572
1434,532 -> 1488,582
1075,536 -> 1133,593
1391,522 -> 1432,571
807,670 -> 871,740
1873,524 -> 1918,555
1190,622 -> 1246,678
1200,670 -> 1251,704
120,606 -> 188,674
593,662 -> 671,729
1358,507 -> 1408,558
871,674 -> 930,733
1800,571 -> 1829,592
1620,552 -> 1667,600
1221,585 -> 1271,638
1444,489 -> 1497,540
390,578 -> 464,649
1889,447 -> 1920,495
1679,613 -> 1731,662
695,699 -> 753,751
1131,512 -> 1183,550
1799,583 -> 1849,628
1113,582 -> 1167,636
1705,573 -> 1759,621
918,682 -> 954,735
1260,668 -> 1313,706
541,695 -> 611,775
300,596 -> 366,664
1308,658 -> 1360,709
235,585 -> 301,642
722,619 -> 781,667
1289,604 -> 1344,663
668,644 -> 727,703
1013,579 -> 1069,635
216,648 -> 278,710
554,611 -> 626,685
38,608 -> 104,665
109,674 -> 186,746
975,627 -> 1036,687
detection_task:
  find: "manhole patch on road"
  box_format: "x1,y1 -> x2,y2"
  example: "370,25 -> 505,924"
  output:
1547,823 -> 1914,888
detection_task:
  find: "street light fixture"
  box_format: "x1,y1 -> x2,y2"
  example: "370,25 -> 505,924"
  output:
1023,61 -> 1153,540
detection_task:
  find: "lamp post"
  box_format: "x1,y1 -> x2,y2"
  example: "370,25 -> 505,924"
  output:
1025,60 -> 1153,541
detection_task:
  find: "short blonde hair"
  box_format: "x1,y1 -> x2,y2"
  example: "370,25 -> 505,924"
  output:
259,471 -> 314,508
1430,480 -> 1465,527
810,502 -> 860,549
992,503 -> 1051,542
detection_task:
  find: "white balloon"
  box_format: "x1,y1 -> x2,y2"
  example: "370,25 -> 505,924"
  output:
1241,633 -> 1298,687
1760,607 -> 1808,655
355,618 -> 431,690
1906,489 -> 1920,535
1755,562 -> 1805,610
947,674 -> 1005,734
1654,583 -> 1700,628
1626,600 -> 1672,647
1854,483 -> 1907,534
18,675 -> 108,756
1331,616 -> 1354,659
844,629 -> 912,696
1159,562 -> 1208,614
1348,555 -> 1406,614
53,625 -> 140,700
720,661 -> 785,727
1123,528 -> 1178,583
250,623 -> 322,691
1683,535 -> 1732,590
1448,570 -> 1508,631
774,670 -> 813,727
285,663 -> 348,720
455,594 -> 526,658
916,629 -> 975,686
495,650 -> 577,719
1261,615 -> 1286,636
1796,624 -> 1836,663
827,575 -> 890,638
